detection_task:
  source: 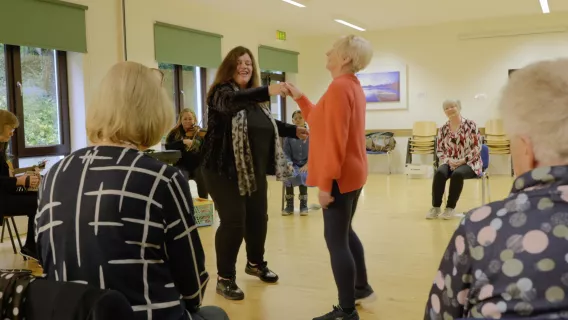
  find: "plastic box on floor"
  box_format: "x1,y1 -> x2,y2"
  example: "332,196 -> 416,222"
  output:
193,198 -> 214,227
405,164 -> 433,179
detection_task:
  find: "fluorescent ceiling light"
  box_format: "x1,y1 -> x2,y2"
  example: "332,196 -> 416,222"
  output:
334,19 -> 365,31
282,0 -> 305,8
540,0 -> 550,13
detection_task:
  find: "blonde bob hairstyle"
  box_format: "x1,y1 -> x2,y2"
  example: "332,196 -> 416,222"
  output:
499,58 -> 568,164
0,109 -> 19,130
442,100 -> 462,111
334,35 -> 373,73
86,61 -> 174,148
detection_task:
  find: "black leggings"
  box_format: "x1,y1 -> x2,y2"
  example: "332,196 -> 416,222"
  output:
285,185 -> 307,195
203,169 -> 268,279
1,191 -> 37,250
432,164 -> 477,209
323,181 -> 369,309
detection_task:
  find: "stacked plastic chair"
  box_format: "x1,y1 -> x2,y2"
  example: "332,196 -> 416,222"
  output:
406,121 -> 438,165
484,119 -> 514,176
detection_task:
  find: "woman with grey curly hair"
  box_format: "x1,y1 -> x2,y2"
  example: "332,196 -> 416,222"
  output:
424,58 -> 568,319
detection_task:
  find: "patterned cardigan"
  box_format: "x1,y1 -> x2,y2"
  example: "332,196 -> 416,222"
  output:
436,117 -> 482,176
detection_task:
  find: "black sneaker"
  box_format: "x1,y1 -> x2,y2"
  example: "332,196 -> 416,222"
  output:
313,306 -> 359,320
245,261 -> 279,283
355,284 -> 377,305
20,246 -> 39,261
216,278 -> 244,300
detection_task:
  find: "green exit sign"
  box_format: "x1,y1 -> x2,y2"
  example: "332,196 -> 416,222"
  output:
276,30 -> 286,40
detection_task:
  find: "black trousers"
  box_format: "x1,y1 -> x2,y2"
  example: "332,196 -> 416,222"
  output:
0,191 -> 38,249
432,164 -> 477,209
179,166 -> 208,199
285,185 -> 307,195
323,181 -> 369,309
203,169 -> 268,279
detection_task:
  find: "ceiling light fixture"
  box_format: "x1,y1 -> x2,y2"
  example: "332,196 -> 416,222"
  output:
334,19 -> 365,31
540,0 -> 550,13
282,0 -> 305,8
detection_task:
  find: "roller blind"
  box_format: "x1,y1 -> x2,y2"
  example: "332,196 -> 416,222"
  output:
258,45 -> 299,73
0,0 -> 88,52
154,22 -> 223,68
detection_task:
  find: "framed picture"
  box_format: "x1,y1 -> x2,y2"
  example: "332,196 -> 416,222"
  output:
356,65 -> 408,110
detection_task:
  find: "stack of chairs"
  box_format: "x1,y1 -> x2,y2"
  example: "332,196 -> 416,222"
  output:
484,119 -> 514,176
406,121 -> 438,165
484,119 -> 510,155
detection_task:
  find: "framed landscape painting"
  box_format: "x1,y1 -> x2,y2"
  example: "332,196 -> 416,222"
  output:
356,65 -> 408,110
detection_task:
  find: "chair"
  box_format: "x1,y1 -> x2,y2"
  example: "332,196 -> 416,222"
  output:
1,216 -> 26,258
484,119 -> 514,176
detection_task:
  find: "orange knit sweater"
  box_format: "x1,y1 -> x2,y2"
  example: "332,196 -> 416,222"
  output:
295,73 -> 367,193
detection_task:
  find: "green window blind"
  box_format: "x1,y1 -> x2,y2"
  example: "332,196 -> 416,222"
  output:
258,45 -> 299,73
0,0 -> 88,52
154,22 -> 223,68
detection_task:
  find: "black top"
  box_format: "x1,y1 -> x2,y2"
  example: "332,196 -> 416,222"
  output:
0,146 -> 17,194
201,82 -> 297,179
165,126 -> 204,174
246,105 -> 275,176
36,146 -> 209,320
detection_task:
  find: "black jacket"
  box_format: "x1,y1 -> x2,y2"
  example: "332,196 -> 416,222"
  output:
165,126 -> 204,174
201,82 -> 297,179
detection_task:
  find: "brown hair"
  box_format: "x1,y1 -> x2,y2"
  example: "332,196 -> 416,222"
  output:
0,109 -> 19,130
206,46 -> 261,101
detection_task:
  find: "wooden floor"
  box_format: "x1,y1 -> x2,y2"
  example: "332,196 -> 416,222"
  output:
0,174 -> 515,320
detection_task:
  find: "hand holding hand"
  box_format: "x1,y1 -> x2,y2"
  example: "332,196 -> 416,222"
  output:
296,127 -> 309,140
318,190 -> 334,209
268,83 -> 289,97
282,82 -> 303,100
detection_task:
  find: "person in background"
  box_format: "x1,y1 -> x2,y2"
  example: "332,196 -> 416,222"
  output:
282,110 -> 310,215
284,35 -> 375,320
36,62 -> 228,320
427,100 -> 481,220
424,58 -> 568,319
201,46 -> 308,301
0,109 -> 40,260
166,108 -> 208,199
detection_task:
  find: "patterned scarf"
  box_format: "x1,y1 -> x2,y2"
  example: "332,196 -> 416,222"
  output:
231,84 -> 293,196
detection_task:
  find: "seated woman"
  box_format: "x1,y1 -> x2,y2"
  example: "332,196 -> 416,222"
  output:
166,108 -> 208,199
282,110 -> 310,215
427,100 -> 482,220
0,110 -> 40,260
36,62 -> 227,320
424,58 -> 568,319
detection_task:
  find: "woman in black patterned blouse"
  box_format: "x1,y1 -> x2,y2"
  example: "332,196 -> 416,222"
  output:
425,58 -> 568,319
201,46 -> 308,301
36,62 -> 227,320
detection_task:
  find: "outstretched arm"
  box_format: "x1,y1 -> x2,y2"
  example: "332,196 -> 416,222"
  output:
276,120 -> 298,139
208,83 -> 270,117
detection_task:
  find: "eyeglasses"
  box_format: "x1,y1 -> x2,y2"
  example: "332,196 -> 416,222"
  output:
150,68 -> 165,86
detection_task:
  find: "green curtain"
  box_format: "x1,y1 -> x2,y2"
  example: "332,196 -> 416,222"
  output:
258,45 -> 299,73
0,0 -> 88,52
154,22 -> 223,68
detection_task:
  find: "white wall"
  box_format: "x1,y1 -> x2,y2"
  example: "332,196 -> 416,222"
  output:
295,12 -> 568,173
66,0 -> 302,151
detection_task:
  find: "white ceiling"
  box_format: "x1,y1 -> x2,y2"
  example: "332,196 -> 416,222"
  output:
192,0 -> 568,36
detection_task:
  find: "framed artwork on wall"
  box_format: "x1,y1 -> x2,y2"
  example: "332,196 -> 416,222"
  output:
356,64 -> 408,110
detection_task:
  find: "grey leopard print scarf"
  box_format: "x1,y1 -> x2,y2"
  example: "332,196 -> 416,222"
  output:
231,84 -> 293,196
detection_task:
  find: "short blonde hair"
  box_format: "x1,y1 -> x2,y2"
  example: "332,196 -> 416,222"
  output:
0,110 -> 19,129
499,58 -> 568,164
334,35 -> 373,73
442,99 -> 461,111
87,61 -> 174,148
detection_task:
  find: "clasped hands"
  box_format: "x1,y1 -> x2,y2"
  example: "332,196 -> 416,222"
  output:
448,159 -> 466,170
268,82 -> 302,99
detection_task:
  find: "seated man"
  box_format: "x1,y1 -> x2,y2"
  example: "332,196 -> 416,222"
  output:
425,58 -> 568,319
427,100 -> 482,220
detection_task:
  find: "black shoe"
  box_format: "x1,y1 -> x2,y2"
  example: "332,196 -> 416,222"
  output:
299,195 -> 308,215
313,306 -> 359,320
283,195 -> 294,215
355,284 -> 377,305
245,261 -> 279,283
216,277 -> 244,300
20,246 -> 39,261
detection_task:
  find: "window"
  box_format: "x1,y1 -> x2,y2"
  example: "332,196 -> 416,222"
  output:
1,44 -> 70,168
261,71 -> 286,121
158,63 -> 207,126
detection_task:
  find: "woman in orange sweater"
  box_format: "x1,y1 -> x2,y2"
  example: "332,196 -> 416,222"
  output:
284,35 -> 375,320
